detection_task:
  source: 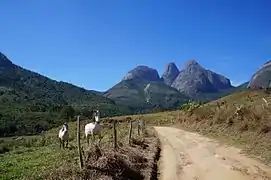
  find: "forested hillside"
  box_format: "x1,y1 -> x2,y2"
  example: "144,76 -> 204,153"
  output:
0,52 -> 131,136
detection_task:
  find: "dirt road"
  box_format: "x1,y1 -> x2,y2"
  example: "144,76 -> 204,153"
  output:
155,127 -> 271,180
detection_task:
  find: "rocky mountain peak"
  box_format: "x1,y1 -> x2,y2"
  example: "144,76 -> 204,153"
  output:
184,60 -> 201,68
183,60 -> 204,72
122,65 -> 161,82
171,60 -> 232,95
161,62 -> 179,86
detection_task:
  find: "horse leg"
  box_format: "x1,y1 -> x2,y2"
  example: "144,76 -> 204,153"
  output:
66,140 -> 68,148
86,135 -> 89,145
62,141 -> 65,149
91,133 -> 95,146
59,139 -> 62,149
98,133 -> 102,146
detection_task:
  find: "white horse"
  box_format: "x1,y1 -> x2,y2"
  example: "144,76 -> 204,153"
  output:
58,123 -> 69,149
84,110 -> 102,145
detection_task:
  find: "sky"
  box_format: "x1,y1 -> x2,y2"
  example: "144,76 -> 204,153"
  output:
1,0 -> 271,91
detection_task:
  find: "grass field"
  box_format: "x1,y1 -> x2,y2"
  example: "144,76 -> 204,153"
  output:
0,117 -> 157,180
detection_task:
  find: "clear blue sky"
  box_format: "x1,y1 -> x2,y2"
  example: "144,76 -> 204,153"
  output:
1,0 -> 270,91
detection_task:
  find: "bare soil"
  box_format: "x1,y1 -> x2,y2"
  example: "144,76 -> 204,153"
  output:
155,126 -> 271,180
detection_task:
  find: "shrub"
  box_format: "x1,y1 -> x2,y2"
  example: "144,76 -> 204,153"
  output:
180,101 -> 201,113
0,145 -> 10,154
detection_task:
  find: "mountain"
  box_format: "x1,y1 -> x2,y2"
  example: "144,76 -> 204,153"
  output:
0,52 -> 130,136
161,62 -> 179,86
248,60 -> 271,88
105,60 -> 239,110
104,66 -> 190,112
170,60 -> 233,100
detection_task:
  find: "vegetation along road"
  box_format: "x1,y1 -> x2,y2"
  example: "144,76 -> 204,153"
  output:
155,127 -> 271,180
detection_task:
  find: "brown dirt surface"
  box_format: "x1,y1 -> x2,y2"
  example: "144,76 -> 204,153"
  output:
155,126 -> 271,180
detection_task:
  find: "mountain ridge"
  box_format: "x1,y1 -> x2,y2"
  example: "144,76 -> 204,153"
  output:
0,51 -> 249,136
106,60 -> 236,104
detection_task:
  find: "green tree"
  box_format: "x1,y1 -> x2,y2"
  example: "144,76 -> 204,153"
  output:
59,105 -> 75,120
80,108 -> 93,118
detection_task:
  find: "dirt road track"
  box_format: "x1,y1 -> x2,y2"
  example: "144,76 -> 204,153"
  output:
154,127 -> 271,180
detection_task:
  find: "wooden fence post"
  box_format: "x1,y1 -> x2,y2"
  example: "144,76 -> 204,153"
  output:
137,119 -> 140,136
128,120 -> 133,145
77,116 -> 83,169
143,119 -> 146,135
113,119 -> 117,149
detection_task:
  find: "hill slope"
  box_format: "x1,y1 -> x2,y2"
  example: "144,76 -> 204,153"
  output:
192,82 -> 248,102
104,78 -> 190,113
184,89 -> 271,163
0,52 -> 130,136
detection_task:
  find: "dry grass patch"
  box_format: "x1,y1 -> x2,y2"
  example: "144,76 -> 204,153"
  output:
133,90 -> 271,165
45,128 -> 160,180
177,90 -> 271,164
